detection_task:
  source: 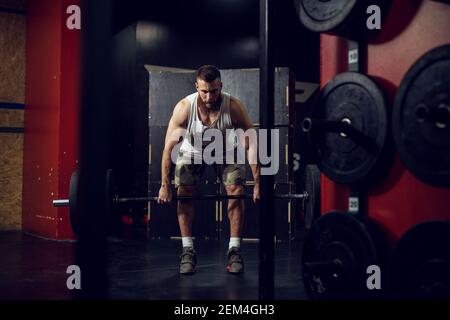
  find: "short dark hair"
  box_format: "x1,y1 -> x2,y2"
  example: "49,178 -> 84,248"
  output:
196,65 -> 221,82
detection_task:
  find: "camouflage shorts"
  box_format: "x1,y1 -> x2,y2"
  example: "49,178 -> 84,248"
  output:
174,163 -> 246,187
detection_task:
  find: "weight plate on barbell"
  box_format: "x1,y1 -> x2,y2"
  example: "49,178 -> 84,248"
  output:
302,211 -> 379,299
293,0 -> 390,39
310,72 -> 388,185
68,168 -> 117,235
393,44 -> 450,187
388,220 -> 450,299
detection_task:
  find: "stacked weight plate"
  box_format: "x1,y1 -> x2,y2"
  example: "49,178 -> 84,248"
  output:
294,0 -> 393,299
300,72 -> 391,299
388,44 -> 450,299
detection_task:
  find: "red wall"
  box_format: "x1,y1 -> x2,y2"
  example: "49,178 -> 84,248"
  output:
320,0 -> 450,244
23,0 -> 81,240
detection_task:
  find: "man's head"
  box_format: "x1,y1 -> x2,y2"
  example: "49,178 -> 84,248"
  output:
195,65 -> 222,109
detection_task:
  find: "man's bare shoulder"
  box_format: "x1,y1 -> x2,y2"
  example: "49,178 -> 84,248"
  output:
229,96 -> 253,129
229,96 -> 247,114
172,98 -> 190,125
175,98 -> 190,110
173,98 -> 190,114
230,95 -> 244,107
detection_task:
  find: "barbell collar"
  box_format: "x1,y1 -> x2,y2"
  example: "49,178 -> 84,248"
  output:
53,199 -> 70,207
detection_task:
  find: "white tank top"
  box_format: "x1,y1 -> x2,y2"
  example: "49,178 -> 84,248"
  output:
178,92 -> 240,164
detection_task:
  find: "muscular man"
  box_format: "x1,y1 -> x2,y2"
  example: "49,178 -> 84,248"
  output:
157,65 -> 260,274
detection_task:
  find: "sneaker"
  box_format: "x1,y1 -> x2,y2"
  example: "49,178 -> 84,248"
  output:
179,247 -> 197,274
226,247 -> 244,274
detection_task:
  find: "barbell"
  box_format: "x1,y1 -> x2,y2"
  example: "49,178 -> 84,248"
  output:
53,192 -> 308,207
53,169 -> 316,235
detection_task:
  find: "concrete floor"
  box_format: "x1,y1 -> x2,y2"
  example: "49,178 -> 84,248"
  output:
0,230 -> 307,300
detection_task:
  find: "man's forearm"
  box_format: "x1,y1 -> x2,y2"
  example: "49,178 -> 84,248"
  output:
249,164 -> 260,184
161,147 -> 173,185
247,144 -> 260,183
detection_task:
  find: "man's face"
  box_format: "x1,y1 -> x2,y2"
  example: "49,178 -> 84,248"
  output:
196,78 -> 222,108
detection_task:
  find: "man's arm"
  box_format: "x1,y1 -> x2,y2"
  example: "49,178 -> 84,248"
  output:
230,98 -> 260,187
158,99 -> 189,203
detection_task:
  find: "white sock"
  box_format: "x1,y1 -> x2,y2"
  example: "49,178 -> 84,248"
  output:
182,236 -> 194,248
229,237 -> 241,249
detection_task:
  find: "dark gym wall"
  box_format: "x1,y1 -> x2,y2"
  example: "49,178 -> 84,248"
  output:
111,0 -> 319,206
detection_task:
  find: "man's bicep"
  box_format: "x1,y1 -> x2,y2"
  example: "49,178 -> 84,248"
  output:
165,118 -> 186,149
231,100 -> 257,153
172,100 -> 189,126
165,100 -> 188,148
233,100 -> 254,130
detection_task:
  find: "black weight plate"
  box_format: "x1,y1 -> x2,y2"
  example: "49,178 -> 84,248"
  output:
294,0 -> 390,39
393,44 -> 450,187
312,72 -> 387,185
302,211 -> 378,299
69,169 -> 80,235
303,164 -> 321,229
389,221 -> 450,299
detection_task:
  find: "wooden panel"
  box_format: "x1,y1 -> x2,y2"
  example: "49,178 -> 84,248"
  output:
0,2 -> 25,231
0,108 -> 24,127
0,12 -> 25,103
0,133 -> 23,230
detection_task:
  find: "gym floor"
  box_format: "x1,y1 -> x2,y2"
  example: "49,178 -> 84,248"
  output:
0,230 -> 307,300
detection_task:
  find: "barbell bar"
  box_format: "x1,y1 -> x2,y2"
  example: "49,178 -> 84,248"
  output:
53,192 -> 309,207
54,169 -> 320,235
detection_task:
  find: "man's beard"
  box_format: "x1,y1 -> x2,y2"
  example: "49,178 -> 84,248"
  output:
205,95 -> 221,109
